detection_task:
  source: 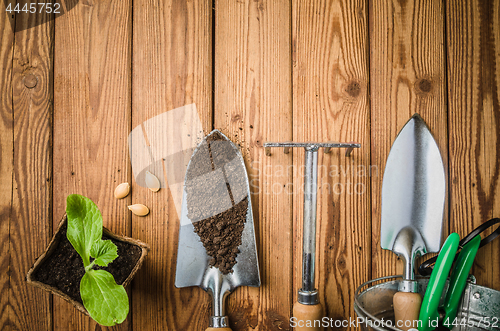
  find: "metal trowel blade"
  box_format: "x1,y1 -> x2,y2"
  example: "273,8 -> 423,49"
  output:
175,130 -> 260,291
381,114 -> 446,258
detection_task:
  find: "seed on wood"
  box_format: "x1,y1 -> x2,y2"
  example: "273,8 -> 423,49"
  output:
128,204 -> 150,216
114,182 -> 131,199
145,171 -> 161,192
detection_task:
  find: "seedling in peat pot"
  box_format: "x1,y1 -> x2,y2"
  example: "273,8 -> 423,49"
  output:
66,194 -> 129,326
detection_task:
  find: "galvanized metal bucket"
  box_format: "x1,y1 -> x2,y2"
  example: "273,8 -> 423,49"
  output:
354,276 -> 500,331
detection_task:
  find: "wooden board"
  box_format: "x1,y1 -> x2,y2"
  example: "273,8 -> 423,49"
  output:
446,0 -> 500,291
0,4 -> 15,330
215,0 -> 293,329
52,0 -> 132,329
131,1 -> 212,330
2,0 -> 500,329
369,0 -> 448,280
0,5 -> 54,331
292,0 -> 371,327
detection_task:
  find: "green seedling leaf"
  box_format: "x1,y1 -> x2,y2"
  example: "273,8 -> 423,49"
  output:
81,270 -> 129,326
65,194 -> 130,326
66,194 -> 103,266
90,240 -> 118,268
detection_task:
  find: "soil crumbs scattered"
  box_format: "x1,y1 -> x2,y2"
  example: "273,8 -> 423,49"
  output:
31,223 -> 142,304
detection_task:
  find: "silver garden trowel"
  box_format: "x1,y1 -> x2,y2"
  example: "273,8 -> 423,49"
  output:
175,130 -> 260,331
380,114 -> 446,331
264,141 -> 360,331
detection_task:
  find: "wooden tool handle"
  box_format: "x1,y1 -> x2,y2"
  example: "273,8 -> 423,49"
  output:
205,328 -> 232,331
393,292 -> 422,331
293,302 -> 324,331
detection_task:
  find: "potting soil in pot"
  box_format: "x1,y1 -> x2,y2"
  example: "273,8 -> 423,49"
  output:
186,131 -> 248,275
30,223 -> 142,304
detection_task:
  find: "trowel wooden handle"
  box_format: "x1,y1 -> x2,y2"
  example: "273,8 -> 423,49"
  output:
293,302 -> 324,331
393,292 -> 422,331
205,328 -> 232,331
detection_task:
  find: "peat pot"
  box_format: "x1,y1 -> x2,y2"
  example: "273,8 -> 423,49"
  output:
27,214 -> 149,316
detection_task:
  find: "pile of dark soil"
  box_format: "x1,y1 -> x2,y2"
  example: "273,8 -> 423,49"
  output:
186,131 -> 248,274
31,223 -> 142,304
193,198 -> 247,274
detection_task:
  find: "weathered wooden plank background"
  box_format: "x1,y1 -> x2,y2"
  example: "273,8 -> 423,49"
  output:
0,0 -> 499,330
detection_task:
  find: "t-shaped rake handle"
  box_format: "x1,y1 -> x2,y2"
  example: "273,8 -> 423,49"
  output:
264,141 -> 360,330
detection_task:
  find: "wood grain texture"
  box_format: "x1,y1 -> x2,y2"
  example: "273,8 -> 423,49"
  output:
0,5 -> 54,331
215,0 -> 292,329
53,0 -> 132,329
3,0 -> 500,329
446,0 -> 500,290
292,0 -> 370,327
131,1 -> 212,330
369,0 -> 448,280
0,4 -> 15,330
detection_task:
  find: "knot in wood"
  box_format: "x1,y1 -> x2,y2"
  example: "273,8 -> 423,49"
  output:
417,78 -> 432,93
345,81 -> 361,98
23,74 -> 38,89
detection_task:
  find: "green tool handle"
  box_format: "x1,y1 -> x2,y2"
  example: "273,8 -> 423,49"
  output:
418,233 -> 460,331
441,235 -> 481,322
418,234 -> 481,331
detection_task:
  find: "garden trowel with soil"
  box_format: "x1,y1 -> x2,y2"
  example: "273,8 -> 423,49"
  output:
175,130 -> 260,331
380,114 -> 446,331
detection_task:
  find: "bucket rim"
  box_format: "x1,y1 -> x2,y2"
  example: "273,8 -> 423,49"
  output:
354,275 -> 405,331
354,275 -> 500,331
